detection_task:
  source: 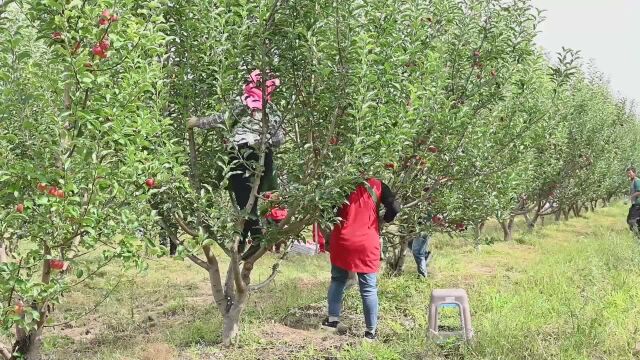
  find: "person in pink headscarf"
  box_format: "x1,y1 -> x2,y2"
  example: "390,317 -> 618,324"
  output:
188,70 -> 285,260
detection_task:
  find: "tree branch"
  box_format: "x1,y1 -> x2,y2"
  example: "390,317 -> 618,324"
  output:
159,217 -> 209,270
249,242 -> 292,291
173,213 -> 198,237
200,246 -> 226,314
250,262 -> 281,291
0,343 -> 11,360
229,234 -> 245,293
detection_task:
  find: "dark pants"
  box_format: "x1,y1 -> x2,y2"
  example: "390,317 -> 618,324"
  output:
627,204 -> 640,236
149,195 -> 178,256
229,145 -> 274,252
159,224 -> 178,256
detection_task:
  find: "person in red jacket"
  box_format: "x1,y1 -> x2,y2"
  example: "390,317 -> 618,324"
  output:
321,178 -> 400,340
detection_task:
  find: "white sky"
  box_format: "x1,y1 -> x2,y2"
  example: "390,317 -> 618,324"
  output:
531,0 -> 640,106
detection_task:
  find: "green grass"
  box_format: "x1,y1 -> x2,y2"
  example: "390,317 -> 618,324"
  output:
37,203 -> 640,359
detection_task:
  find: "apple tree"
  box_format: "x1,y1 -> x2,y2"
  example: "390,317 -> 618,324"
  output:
0,1 -> 173,358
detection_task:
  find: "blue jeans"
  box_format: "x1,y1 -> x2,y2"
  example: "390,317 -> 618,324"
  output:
411,235 -> 430,277
327,264 -> 378,333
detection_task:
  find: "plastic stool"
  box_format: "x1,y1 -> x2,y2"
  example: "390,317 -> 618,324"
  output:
428,288 -> 473,342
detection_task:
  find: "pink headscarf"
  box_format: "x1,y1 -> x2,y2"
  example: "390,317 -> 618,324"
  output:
242,69 -> 280,110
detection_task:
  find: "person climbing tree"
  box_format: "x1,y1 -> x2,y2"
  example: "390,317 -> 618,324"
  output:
188,69 -> 284,260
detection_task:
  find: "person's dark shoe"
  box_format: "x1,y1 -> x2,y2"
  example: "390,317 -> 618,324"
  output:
321,317 -> 340,332
364,331 -> 377,341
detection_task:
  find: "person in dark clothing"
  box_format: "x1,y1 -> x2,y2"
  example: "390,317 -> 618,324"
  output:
626,167 -> 640,237
188,70 -> 284,260
321,178 -> 400,340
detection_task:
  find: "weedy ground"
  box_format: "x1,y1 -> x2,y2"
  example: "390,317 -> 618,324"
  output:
28,203 -> 640,359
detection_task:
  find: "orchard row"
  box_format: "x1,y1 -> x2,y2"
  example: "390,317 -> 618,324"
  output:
1,0 -> 638,356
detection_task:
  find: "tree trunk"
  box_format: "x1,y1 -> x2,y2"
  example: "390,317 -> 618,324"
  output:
499,217 -> 514,242
473,222 -> 485,249
385,236 -> 409,276
572,204 -> 581,217
554,210 -> 561,221
12,250 -> 52,359
221,296 -> 247,347
526,201 -> 542,230
563,208 -> 570,221
13,326 -> 44,360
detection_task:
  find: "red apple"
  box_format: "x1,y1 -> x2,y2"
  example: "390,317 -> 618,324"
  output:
384,163 -> 396,170
427,145 -> 438,153
92,45 -> 107,59
55,190 -> 65,199
110,14 -> 119,22
145,178 -> 156,189
101,9 -> 111,19
432,214 -> 444,224
48,186 -> 58,196
51,31 -> 63,41
455,223 -> 465,231
50,260 -> 67,270
15,300 -> 24,316
99,17 -> 109,26
329,136 -> 339,145
37,182 -> 47,192
16,204 -> 24,214
99,39 -> 110,51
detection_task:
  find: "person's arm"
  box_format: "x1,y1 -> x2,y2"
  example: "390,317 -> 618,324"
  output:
380,181 -> 401,223
187,113 -> 226,129
187,105 -> 246,129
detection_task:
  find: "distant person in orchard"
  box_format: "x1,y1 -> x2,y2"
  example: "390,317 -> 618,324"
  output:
321,177 -> 401,340
626,167 -> 640,237
188,70 -> 284,260
410,212 -> 434,278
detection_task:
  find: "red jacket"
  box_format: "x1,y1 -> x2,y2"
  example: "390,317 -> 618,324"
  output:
330,178 -> 383,273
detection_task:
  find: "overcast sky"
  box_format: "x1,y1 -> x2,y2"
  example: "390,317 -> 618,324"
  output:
530,0 -> 640,105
